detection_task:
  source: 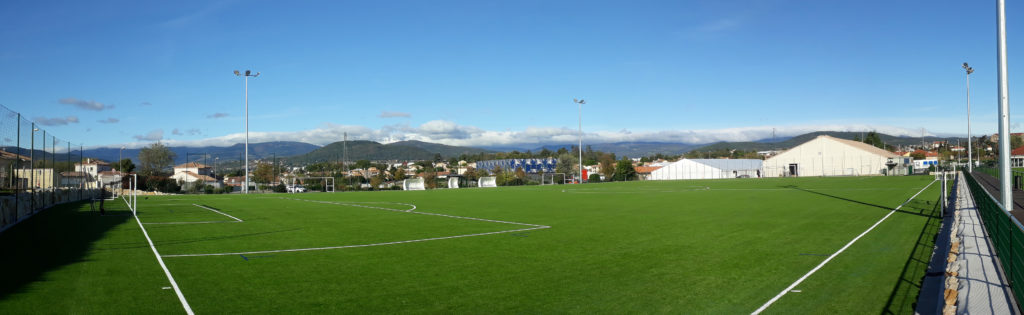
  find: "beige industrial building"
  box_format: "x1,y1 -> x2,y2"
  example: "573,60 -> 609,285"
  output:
763,135 -> 902,177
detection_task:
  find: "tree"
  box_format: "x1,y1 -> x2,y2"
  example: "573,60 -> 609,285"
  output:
113,158 -> 135,173
253,163 -> 275,184
474,168 -> 489,180
555,153 -> 578,175
1013,134 -> 1024,150
393,168 -> 407,181
910,151 -> 926,160
863,131 -> 884,149
354,160 -> 372,170
138,142 -> 176,176
515,166 -> 527,182
370,174 -> 383,190
599,154 -> 616,179
613,158 -> 637,181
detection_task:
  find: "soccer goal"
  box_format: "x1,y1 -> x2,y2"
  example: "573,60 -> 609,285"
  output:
447,177 -> 460,189
403,178 -> 426,191
541,173 -> 567,185
293,177 -> 335,193
478,176 -> 497,188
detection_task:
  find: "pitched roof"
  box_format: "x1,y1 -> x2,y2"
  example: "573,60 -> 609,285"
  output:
0,150 -> 31,161
76,160 -> 110,166
1012,146 -> 1024,156
174,162 -> 210,169
182,171 -> 216,182
635,166 -> 663,173
822,135 -> 898,158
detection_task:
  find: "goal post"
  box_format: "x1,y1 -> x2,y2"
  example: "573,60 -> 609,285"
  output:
478,176 -> 497,188
293,177 -> 335,193
403,178 -> 426,191
447,177 -> 459,189
541,173 -> 566,185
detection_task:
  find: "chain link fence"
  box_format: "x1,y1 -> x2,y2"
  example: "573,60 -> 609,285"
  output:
1,104 -> 95,233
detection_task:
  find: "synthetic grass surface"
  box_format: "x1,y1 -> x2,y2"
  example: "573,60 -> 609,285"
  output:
0,176 -> 940,314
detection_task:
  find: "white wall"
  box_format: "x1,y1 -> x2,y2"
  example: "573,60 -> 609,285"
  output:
650,159 -> 724,180
763,136 -> 894,177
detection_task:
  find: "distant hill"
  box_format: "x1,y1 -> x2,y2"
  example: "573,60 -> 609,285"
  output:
510,142 -> 698,158
79,141 -> 320,164
389,140 -> 492,157
290,140 -> 433,162
690,131 -> 967,152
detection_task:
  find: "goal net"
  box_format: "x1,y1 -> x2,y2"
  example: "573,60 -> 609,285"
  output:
403,178 -> 426,191
478,176 -> 497,188
447,177 -> 460,189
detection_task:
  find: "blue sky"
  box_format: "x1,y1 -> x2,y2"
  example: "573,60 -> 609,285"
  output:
0,0 -> 1020,148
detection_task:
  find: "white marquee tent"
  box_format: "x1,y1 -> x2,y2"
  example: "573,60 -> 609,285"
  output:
649,159 -> 763,180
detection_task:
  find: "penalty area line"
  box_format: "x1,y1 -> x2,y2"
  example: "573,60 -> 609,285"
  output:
750,179 -> 937,315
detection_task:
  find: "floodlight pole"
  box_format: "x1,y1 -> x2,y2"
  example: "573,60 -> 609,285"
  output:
235,70 -> 259,194
997,0 -> 1012,211
964,63 -> 974,173
574,99 -> 585,183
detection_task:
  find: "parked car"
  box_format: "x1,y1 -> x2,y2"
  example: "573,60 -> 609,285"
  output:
287,185 -> 307,193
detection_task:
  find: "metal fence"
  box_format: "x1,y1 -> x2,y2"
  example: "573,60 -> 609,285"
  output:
0,104 -> 91,233
962,171 -> 1024,304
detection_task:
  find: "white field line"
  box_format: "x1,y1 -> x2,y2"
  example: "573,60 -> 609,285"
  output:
192,204 -> 244,222
161,198 -> 549,258
131,200 -> 195,314
750,180 -> 937,315
142,204 -> 244,225
161,226 -> 548,258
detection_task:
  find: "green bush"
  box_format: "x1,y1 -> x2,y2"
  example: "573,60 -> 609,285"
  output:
588,174 -> 602,182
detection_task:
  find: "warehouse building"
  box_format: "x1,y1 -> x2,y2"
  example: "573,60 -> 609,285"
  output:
649,159 -> 763,180
763,135 -> 901,177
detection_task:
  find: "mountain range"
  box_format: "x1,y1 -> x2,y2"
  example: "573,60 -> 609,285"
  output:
56,131 -> 972,164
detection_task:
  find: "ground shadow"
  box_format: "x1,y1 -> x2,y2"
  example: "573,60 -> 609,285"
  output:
783,185 -> 933,218
880,196 -> 942,314
0,200 -> 131,299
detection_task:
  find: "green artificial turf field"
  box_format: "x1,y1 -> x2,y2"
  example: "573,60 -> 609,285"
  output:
0,176 -> 942,314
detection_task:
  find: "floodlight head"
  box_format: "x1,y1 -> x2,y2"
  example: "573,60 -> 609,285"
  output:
233,70 -> 240,76
967,67 -> 974,75
245,70 -> 251,76
253,72 -> 260,77
963,62 -> 969,69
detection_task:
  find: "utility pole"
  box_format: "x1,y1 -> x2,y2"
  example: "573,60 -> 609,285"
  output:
997,0 -> 1012,211
964,62 -> 975,172
573,99 -> 585,183
234,69 -> 260,194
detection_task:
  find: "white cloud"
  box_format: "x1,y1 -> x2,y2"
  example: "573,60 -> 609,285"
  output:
98,117 -> 119,124
58,98 -> 113,111
103,121 -> 933,150
133,129 -> 164,141
34,116 -> 79,126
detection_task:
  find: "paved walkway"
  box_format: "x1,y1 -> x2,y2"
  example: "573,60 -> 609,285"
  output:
969,171 -> 1024,223
954,172 -> 1017,314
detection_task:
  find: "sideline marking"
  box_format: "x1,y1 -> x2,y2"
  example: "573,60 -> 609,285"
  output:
131,202 -> 195,314
750,180 -> 936,315
142,204 -> 244,225
161,198 -> 549,258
